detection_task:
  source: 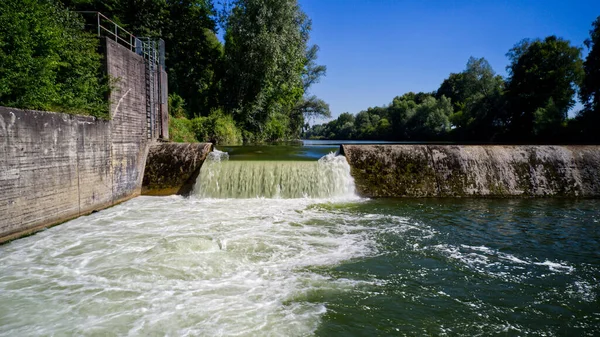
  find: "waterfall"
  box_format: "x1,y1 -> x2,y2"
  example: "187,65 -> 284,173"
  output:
193,150 -> 356,199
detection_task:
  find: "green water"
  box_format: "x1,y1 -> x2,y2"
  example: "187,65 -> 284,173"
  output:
311,198 -> 600,336
0,149 -> 598,336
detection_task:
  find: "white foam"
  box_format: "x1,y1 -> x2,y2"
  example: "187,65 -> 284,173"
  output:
193,152 -> 357,199
0,197 -> 373,336
534,260 -> 574,273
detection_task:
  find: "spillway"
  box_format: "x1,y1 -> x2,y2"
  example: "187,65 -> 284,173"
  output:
194,150 -> 356,199
1,146 -> 599,336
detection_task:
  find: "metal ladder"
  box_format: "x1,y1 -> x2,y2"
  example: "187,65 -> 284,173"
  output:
141,39 -> 157,140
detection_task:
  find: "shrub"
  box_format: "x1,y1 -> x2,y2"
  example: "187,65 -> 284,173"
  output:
0,0 -> 109,118
188,111 -> 242,145
168,117 -> 198,143
264,113 -> 289,141
168,93 -> 187,118
211,112 -> 242,145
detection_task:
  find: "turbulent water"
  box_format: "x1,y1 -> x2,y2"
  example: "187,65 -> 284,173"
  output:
0,151 -> 599,336
195,151 -> 355,199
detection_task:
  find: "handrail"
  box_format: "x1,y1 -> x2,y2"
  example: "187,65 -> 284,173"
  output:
75,11 -> 164,67
76,11 -> 137,52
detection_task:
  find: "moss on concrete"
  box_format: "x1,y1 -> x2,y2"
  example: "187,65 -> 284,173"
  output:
342,144 -> 600,198
142,142 -> 212,196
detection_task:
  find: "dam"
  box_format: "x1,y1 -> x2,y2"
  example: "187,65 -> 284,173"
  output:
0,145 -> 599,336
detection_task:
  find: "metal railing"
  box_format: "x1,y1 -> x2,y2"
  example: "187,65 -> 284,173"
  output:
77,11 -> 166,68
77,11 -> 138,52
77,11 -> 167,139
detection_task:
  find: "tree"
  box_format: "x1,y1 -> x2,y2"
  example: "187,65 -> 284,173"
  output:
505,36 -> 584,139
60,0 -> 169,38
164,0 -> 222,117
0,0 -> 108,117
405,96 -> 452,139
290,44 -> 331,137
437,57 -> 506,141
221,0 -> 310,135
302,45 -> 327,92
436,72 -> 467,112
333,113 -> 356,139
354,110 -> 374,139
579,16 -> 600,141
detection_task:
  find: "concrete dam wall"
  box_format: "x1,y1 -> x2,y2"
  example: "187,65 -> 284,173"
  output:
342,145 -> 600,198
142,142 -> 212,196
0,39 -> 152,242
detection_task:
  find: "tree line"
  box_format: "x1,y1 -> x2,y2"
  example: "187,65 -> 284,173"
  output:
305,17 -> 600,143
0,0 -> 330,143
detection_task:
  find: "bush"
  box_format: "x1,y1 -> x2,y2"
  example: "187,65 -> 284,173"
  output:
211,112 -> 242,145
264,113 -> 289,141
168,93 -> 187,118
190,116 -> 210,141
189,110 -> 242,145
0,0 -> 109,118
169,117 -> 198,143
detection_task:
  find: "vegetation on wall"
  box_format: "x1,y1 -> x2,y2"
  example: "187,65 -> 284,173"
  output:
0,0 -> 109,118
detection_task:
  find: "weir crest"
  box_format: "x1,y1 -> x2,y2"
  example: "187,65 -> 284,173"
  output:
193,150 -> 357,199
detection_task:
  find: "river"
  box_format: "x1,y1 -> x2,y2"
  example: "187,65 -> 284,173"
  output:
0,147 -> 598,336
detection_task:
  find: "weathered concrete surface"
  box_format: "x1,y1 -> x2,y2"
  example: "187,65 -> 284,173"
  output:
142,143 -> 212,196
342,145 -> 600,198
105,38 -> 149,204
0,39 -> 150,243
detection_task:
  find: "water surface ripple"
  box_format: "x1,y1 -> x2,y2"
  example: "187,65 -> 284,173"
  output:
0,197 -> 598,336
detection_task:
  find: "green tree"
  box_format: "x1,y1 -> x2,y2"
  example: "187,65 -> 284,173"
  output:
164,0 -> 222,117
505,36 -> 584,139
437,57 -> 506,141
579,16 -> 600,141
0,0 -> 108,117
436,72 -> 467,112
405,96 -> 452,139
388,92 -> 421,139
221,0 -> 310,136
354,110 -> 374,139
292,44 -> 331,135
61,0 -> 168,38
329,112 -> 355,139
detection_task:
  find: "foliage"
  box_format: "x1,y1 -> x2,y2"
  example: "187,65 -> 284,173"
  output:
578,16 -> 600,141
169,117 -> 198,143
221,0 -> 310,134
0,0 -> 109,118
190,111 -> 243,145
168,93 -> 187,118
164,1 -> 222,117
169,112 -> 244,145
439,57 -> 506,140
505,36 -> 584,139
305,93 -> 452,140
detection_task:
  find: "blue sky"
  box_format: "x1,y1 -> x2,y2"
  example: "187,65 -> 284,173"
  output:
297,0 -> 600,122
